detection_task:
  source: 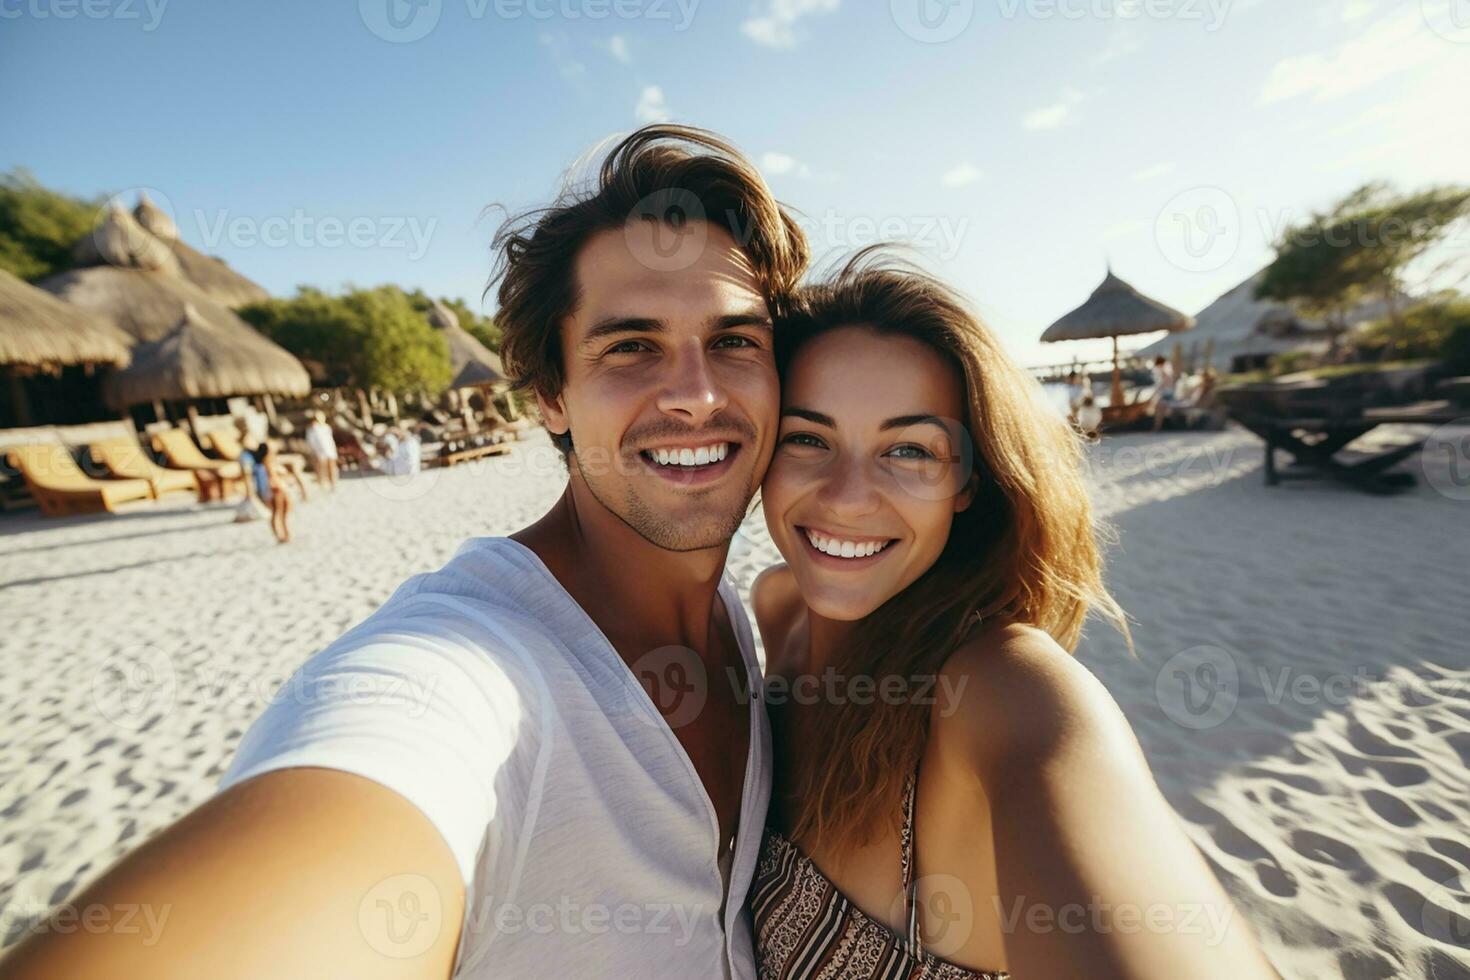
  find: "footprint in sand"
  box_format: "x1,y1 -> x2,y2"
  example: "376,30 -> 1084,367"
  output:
1289,829 -> 1364,869
1362,789 -> 1420,828
1254,859 -> 1298,898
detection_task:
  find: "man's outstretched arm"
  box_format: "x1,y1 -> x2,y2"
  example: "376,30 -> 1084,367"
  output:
0,767 -> 466,980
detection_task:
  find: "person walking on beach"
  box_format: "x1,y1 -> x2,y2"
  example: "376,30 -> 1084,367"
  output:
255,440 -> 294,543
304,410 -> 339,491
1151,354 -> 1178,432
0,124 -> 809,980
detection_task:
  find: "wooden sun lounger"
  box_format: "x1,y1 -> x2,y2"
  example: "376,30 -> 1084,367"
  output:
205,428 -> 309,482
88,436 -> 198,498
1220,387 -> 1460,495
152,429 -> 245,500
4,442 -> 154,516
428,442 -> 511,469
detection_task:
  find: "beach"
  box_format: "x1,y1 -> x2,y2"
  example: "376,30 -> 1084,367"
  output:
1,425 -> 1467,977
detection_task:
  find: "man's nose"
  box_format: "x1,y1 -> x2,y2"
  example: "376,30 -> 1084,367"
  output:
656,345 -> 729,427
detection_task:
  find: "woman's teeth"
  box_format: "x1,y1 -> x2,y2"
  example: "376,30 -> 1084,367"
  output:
647,442 -> 729,467
805,528 -> 892,559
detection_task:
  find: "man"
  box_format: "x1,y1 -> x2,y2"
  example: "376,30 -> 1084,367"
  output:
0,125 -> 809,979
1151,354 -> 1178,432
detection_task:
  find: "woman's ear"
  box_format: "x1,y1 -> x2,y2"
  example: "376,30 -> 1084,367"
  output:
954,472 -> 979,514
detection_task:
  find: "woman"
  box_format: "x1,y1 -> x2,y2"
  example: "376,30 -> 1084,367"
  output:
749,252 -> 1277,978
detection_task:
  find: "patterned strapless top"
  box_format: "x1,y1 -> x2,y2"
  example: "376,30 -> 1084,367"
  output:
750,768 -> 1010,979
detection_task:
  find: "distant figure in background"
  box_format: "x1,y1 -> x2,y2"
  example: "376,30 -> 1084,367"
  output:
304,411 -> 339,491
233,427 -> 269,523
379,426 -> 422,477
255,440 -> 301,544
1151,355 -> 1178,432
1065,369 -> 1088,420
1076,391 -> 1103,437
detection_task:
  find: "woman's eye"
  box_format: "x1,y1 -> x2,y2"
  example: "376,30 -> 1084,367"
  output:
780,432 -> 826,450
885,444 -> 936,460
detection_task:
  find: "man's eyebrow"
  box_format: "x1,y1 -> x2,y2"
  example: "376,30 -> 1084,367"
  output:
578,310 -> 770,347
581,317 -> 664,346
880,414 -> 949,432
782,407 -> 835,427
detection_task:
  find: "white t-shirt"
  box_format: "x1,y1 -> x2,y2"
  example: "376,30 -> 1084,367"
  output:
217,537 -> 772,979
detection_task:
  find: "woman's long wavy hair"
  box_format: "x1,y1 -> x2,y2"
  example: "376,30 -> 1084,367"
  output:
778,248 -> 1131,855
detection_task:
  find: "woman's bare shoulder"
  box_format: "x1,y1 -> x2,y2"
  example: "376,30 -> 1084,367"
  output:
933,622 -> 1139,776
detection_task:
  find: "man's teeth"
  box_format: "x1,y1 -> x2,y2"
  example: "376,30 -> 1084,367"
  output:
649,442 -> 729,467
805,529 -> 892,558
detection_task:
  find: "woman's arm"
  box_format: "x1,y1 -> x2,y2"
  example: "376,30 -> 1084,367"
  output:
940,625 -> 1279,980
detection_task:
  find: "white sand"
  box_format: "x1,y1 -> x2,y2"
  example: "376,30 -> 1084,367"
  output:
2,426 -> 1468,976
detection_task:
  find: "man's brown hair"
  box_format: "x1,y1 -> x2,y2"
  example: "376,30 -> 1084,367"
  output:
487,125 -> 810,399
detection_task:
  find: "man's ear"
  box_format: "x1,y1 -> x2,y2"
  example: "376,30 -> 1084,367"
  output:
534,388 -> 570,441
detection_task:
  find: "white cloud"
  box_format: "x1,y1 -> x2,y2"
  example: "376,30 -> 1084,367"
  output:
1258,10 -> 1445,105
742,0 -> 840,49
606,34 -> 631,63
941,163 -> 983,188
1023,88 -> 1085,131
1091,24 -> 1143,66
760,151 -> 812,178
1132,162 -> 1176,181
538,33 -> 587,84
635,85 -> 670,123
1340,0 -> 1374,21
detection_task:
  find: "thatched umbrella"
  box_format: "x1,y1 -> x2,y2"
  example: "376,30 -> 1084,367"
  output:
104,303 -> 309,411
0,269 -> 132,369
1041,270 -> 1194,406
134,194 -> 269,308
428,300 -> 507,390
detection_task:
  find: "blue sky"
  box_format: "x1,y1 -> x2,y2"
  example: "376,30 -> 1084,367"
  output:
3,0 -> 1467,365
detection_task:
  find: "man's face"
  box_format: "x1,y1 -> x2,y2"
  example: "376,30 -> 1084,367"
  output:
538,221 -> 778,552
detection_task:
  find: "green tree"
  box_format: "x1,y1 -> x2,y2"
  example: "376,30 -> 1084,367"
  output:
1258,182 -> 1470,333
241,285 -> 451,394
0,169 -> 104,281
1354,293 -> 1470,361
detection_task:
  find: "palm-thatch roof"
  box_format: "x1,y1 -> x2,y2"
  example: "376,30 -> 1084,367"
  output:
428,300 -> 507,388
104,303 -> 310,409
72,203 -> 181,276
133,194 -> 269,308
1040,271 -> 1194,343
1135,268 -> 1393,371
0,269 -> 133,369
39,262 -> 263,344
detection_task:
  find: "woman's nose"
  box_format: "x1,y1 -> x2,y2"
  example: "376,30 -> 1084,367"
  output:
814,453 -> 883,520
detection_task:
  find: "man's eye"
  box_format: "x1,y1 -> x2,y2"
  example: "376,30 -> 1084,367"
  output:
606,340 -> 649,355
713,335 -> 758,349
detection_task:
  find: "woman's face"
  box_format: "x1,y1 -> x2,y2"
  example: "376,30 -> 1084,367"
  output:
762,325 -> 974,622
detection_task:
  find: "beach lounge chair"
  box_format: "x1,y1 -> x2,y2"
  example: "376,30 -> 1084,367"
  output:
4,442 -> 154,516
205,427 -> 309,482
152,429 -> 245,500
87,436 -> 198,498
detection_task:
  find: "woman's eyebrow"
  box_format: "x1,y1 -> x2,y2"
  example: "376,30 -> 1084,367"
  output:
880,414 -> 947,432
781,407 -> 835,427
